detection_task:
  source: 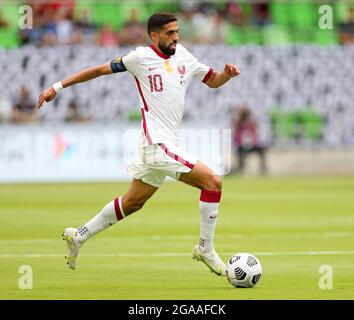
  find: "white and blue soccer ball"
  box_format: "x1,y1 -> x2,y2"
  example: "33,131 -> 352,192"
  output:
226,253 -> 262,288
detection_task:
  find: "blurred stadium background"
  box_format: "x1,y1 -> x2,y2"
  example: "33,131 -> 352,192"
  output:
1,1 -> 354,300
0,0 -> 354,181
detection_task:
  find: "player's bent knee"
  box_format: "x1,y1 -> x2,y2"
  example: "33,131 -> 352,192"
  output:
212,175 -> 223,191
203,174 -> 222,191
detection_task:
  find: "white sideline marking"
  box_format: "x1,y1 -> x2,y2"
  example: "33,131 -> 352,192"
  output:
1,251 -> 354,258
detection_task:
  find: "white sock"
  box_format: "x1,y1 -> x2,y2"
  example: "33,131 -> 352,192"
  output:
199,190 -> 221,253
76,197 -> 125,242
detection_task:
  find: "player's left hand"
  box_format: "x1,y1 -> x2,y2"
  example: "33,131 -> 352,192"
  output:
224,64 -> 240,78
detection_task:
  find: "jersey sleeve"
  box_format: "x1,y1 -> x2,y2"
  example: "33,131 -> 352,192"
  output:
192,58 -> 214,83
121,49 -> 141,76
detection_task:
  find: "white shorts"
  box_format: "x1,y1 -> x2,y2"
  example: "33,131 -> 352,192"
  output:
127,143 -> 198,187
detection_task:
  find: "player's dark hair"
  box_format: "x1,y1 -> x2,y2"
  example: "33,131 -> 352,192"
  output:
147,12 -> 177,37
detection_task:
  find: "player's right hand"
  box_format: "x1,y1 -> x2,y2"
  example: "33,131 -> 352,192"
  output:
37,87 -> 57,109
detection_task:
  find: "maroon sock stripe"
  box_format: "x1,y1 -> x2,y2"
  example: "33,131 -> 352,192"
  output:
200,190 -> 222,203
114,197 -> 124,221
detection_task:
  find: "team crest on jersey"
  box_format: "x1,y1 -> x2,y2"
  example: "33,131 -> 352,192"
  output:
177,65 -> 186,75
164,61 -> 173,74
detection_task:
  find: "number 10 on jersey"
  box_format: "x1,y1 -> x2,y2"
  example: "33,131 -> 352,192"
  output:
148,74 -> 163,92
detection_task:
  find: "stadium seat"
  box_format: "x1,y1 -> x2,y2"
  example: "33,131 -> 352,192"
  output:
226,26 -> 263,45
145,1 -> 179,16
0,28 -> 20,48
0,3 -> 21,48
85,1 -> 149,30
74,0 -> 95,22
334,1 -> 353,23
298,107 -> 324,140
293,29 -> 313,44
91,2 -> 121,29
245,27 -> 264,45
128,110 -> 142,122
270,1 -> 292,27
0,45 -> 353,146
74,0 -> 94,14
1,3 -> 19,30
262,25 -> 292,45
226,26 -> 246,46
269,107 -> 298,141
291,2 -> 317,29
116,2 -> 149,27
313,29 -> 339,45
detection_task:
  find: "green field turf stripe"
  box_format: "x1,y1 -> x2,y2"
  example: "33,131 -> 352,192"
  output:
1,251 -> 354,258
0,231 -> 352,244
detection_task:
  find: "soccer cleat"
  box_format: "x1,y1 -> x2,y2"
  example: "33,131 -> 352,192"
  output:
192,245 -> 226,276
62,227 -> 83,270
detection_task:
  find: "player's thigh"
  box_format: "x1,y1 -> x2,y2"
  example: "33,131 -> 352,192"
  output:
122,178 -> 158,212
179,161 -> 222,191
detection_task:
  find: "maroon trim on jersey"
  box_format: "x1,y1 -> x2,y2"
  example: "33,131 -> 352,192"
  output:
134,77 -> 153,145
141,108 -> 153,145
158,143 -> 195,170
200,190 -> 222,203
202,67 -> 214,83
149,44 -> 170,60
114,197 -> 124,221
135,77 -> 149,112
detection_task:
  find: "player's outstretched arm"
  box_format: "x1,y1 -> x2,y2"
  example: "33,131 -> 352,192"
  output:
205,64 -> 240,89
37,62 -> 113,109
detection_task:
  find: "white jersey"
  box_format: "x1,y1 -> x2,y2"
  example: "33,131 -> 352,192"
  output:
121,44 -> 213,147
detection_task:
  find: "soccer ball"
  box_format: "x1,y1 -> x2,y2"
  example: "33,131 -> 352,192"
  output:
226,253 -> 262,288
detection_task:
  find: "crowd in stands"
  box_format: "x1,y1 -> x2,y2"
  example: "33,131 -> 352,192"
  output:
0,1 -> 354,48
13,0 -> 274,47
17,1 -> 147,47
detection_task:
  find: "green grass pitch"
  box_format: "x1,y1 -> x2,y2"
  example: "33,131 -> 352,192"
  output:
0,176 -> 353,300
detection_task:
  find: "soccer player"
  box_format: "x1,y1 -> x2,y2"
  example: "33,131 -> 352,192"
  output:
37,12 -> 240,276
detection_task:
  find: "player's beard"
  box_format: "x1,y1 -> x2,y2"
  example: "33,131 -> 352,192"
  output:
158,40 -> 177,56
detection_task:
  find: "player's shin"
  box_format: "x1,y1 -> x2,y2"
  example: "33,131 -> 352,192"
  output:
199,190 -> 222,253
76,196 -> 125,242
